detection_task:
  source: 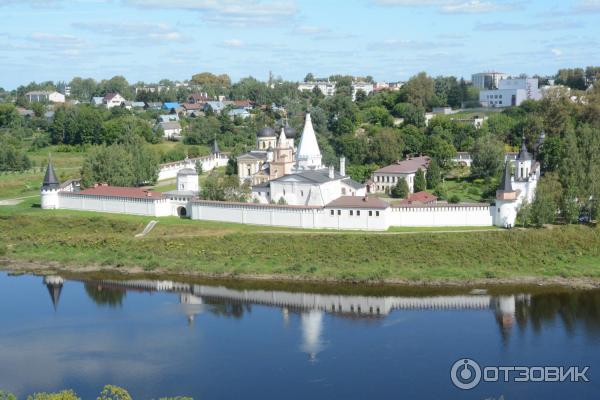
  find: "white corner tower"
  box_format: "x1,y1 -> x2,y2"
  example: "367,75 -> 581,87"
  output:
295,113 -> 322,171
41,155 -> 61,209
176,168 -> 199,193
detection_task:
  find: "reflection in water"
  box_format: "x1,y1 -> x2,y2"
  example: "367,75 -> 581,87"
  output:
43,276 -> 64,311
301,310 -> 324,362
1,273 -> 599,399
84,283 -> 126,308
180,294 -> 203,325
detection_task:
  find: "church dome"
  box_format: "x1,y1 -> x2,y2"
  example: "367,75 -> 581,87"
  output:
284,124 -> 297,138
258,127 -> 276,137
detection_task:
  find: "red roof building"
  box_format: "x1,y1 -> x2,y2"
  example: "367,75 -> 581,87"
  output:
398,191 -> 437,205
77,184 -> 164,199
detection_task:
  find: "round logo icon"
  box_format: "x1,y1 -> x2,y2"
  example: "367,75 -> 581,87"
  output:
451,358 -> 482,390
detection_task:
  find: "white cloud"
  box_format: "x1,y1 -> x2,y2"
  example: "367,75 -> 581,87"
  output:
373,0 -> 521,14
475,20 -> 582,31
123,0 -> 297,27
441,1 -> 519,14
223,38 -> 243,47
574,0 -> 600,12
72,22 -> 185,43
551,48 -> 562,56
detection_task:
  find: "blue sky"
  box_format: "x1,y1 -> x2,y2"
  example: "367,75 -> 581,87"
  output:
1,0 -> 599,89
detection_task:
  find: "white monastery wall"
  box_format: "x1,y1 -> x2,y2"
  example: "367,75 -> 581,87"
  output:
389,205 -> 493,227
158,154 -> 228,181
58,193 -> 171,217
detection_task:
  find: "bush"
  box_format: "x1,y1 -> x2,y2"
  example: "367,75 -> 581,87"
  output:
26,390 -> 80,400
448,195 -> 460,204
97,385 -> 131,400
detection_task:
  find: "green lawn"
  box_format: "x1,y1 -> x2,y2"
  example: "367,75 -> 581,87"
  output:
2,198 -> 600,283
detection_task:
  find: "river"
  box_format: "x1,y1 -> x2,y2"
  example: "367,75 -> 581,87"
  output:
0,271 -> 599,399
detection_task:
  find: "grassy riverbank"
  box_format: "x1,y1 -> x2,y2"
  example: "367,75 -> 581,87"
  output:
2,198 -> 600,284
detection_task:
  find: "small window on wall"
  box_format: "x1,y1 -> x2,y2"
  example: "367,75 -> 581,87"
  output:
337,210 -> 341,215
376,211 -> 380,217
369,211 -> 373,216
330,209 -> 334,216
350,210 -> 354,216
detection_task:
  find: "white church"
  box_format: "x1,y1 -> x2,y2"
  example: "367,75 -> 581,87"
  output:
40,114 -> 542,231
251,114 -> 366,206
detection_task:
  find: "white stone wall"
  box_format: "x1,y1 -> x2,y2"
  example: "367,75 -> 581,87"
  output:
57,193 -> 172,217
321,207 -> 390,230
190,201 -> 321,229
158,155 -> 228,181
389,205 -> 493,227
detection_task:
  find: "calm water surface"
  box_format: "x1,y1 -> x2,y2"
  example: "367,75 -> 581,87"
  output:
0,271 -> 599,399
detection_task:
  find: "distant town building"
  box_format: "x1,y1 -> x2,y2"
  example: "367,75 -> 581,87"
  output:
26,91 -> 65,103
297,81 -> 373,100
103,93 -> 126,109
298,81 -> 336,96
479,78 -> 541,107
159,121 -> 182,140
472,72 -> 509,90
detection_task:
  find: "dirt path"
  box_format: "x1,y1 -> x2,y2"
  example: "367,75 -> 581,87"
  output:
0,195 -> 38,206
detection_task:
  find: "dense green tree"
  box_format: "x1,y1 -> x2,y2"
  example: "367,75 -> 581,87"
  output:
368,128 -> 403,165
424,136 -> 456,171
470,135 -> 504,179
363,106 -> 393,126
391,177 -> 409,198
97,385 -> 132,400
426,159 -> 441,189
26,390 -> 80,400
334,134 -> 368,165
399,72 -> 436,109
80,143 -> 158,187
555,68 -> 587,90
392,103 -> 425,127
414,168 -> 426,192
68,77 -> 98,101
531,173 -> 562,226
0,142 -> 32,172
0,103 -> 21,128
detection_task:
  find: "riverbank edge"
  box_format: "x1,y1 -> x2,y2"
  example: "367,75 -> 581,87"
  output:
4,258 -> 600,290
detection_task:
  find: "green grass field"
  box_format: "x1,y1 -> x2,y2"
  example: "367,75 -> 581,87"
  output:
1,197 -> 600,283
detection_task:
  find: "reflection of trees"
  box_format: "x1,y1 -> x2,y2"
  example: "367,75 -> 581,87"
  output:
203,299 -> 251,319
84,284 -> 126,308
523,291 -> 600,337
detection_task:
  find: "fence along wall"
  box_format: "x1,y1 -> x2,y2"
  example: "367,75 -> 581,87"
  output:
389,204 -> 493,227
58,193 -> 171,217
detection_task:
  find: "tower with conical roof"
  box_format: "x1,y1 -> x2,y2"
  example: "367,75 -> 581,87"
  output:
40,154 -> 61,209
211,138 -> 220,155
295,113 -> 322,171
515,139 -> 532,181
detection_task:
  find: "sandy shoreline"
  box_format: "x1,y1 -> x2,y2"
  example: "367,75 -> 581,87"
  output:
3,258 -> 600,290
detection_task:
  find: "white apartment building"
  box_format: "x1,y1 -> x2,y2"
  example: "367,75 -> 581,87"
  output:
472,72 -> 509,90
480,78 -> 541,107
298,81 -> 374,100
25,91 -> 65,103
